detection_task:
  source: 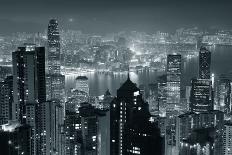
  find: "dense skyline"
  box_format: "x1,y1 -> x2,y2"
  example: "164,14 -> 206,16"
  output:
0,0 -> 231,35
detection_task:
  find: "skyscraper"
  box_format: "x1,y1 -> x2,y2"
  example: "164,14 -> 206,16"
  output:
199,47 -> 211,79
110,76 -> 163,155
166,54 -> 181,114
65,110 -> 82,155
12,43 -> 46,123
48,19 -> 61,74
46,19 -> 65,102
12,44 -> 46,155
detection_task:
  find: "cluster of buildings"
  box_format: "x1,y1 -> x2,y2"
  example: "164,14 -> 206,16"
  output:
1,19 -> 232,155
0,19 -> 164,155
144,45 -> 232,155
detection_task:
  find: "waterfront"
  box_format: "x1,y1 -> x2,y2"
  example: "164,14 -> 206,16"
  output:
66,45 -> 232,96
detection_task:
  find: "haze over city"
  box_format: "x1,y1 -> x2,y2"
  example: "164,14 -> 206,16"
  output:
0,0 -> 232,34
0,1 -> 232,155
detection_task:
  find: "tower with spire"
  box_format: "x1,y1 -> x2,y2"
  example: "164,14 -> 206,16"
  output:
110,78 -> 163,155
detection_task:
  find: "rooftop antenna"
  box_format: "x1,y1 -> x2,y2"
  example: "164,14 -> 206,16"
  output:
127,65 -> 130,80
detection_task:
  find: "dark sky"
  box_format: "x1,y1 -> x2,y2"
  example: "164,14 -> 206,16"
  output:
0,0 -> 231,34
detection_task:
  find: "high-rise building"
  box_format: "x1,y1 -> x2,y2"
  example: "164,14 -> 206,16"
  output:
12,44 -> 46,155
157,74 -> 167,117
79,102 -> 98,155
75,76 -> 89,95
46,19 -> 65,102
65,111 -> 82,155
166,54 -> 181,114
39,100 -> 65,155
48,19 -> 61,74
190,78 -> 213,113
12,44 -> 46,123
0,76 -> 13,125
223,123 -> 232,155
110,76 -> 163,155
216,78 -> 231,116
199,47 -> 211,79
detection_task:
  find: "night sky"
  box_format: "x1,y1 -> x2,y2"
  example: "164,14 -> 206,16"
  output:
0,0 -> 231,34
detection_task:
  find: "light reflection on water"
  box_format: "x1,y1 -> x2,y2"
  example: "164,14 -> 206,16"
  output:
66,45 -> 232,96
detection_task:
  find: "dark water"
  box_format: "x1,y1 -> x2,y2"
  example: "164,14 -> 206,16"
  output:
66,45 -> 232,96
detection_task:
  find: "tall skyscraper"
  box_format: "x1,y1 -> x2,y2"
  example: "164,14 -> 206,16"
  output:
48,19 -> 61,74
166,54 -> 181,114
12,44 -> 46,155
199,46 -> 211,79
12,44 -> 46,123
46,19 -> 65,102
110,76 -> 163,155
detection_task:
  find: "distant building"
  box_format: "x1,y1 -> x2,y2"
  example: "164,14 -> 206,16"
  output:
157,75 -> 167,117
190,78 -> 213,113
216,78 -> 231,117
46,19 -> 65,102
48,19 -> 61,74
66,89 -> 89,113
199,47 -> 211,79
75,76 -> 89,95
166,54 -> 181,115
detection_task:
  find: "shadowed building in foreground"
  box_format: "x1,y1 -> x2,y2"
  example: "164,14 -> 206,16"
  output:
110,76 -> 164,155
